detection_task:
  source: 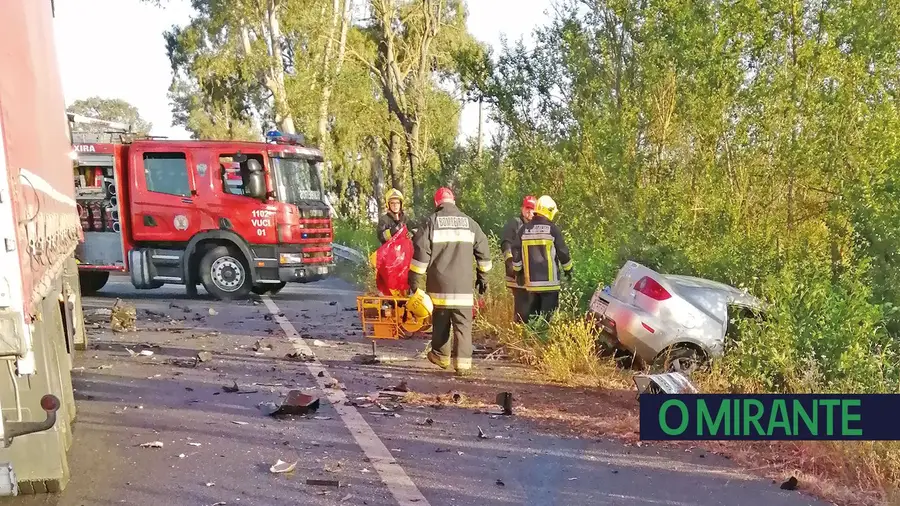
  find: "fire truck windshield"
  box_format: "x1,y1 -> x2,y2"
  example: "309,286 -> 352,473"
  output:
270,156 -> 323,204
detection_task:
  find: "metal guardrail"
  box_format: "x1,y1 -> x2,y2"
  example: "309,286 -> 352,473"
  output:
332,243 -> 366,264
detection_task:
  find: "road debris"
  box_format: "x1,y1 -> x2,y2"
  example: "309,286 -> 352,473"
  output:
139,441 -> 164,449
231,420 -> 249,426
307,478 -> 340,487
197,351 -> 213,363
418,418 -> 434,426
252,340 -> 273,352
178,453 -> 186,459
633,372 -> 698,396
269,459 -> 298,474
496,479 -> 505,487
780,476 -> 799,491
387,380 -> 409,393
496,392 -> 514,416
477,426 -> 489,439
285,351 -> 316,362
111,299 -> 137,332
188,442 -> 202,447
312,339 -> 332,347
208,307 -> 219,316
222,381 -> 240,393
205,482 -> 215,487
263,390 -> 320,416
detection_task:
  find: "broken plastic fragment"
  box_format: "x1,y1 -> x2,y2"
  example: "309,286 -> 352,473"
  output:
270,459 -> 298,474
139,441 -> 164,448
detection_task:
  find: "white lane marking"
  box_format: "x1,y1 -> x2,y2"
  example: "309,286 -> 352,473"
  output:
261,295 -> 430,506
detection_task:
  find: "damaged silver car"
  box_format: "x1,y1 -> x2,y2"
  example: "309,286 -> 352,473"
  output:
587,261 -> 765,373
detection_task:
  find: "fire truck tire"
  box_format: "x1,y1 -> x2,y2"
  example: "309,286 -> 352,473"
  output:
78,271 -> 109,295
268,282 -> 287,295
199,245 -> 251,300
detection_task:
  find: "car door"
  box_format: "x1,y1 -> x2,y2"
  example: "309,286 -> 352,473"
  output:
129,146 -> 201,243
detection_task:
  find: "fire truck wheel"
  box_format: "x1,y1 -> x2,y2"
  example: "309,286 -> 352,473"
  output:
199,245 -> 251,300
78,271 -> 109,295
268,282 -> 287,295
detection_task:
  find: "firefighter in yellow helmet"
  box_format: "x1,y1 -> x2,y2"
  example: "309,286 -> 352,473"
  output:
511,195 -> 572,323
377,188 -> 409,244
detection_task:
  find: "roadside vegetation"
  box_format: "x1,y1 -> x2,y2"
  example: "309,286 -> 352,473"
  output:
145,0 -> 900,503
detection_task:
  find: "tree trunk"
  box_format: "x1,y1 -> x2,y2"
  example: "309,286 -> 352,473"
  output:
317,0 -> 341,147
388,129 -> 403,192
266,0 -> 295,134
404,122 -> 422,208
371,140 -> 386,216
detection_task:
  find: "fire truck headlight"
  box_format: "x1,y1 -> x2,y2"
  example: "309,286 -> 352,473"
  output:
279,253 -> 304,265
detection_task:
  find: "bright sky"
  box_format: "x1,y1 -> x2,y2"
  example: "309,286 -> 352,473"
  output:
51,0 -> 552,142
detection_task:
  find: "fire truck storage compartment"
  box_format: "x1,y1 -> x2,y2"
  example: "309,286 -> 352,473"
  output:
74,151 -> 124,266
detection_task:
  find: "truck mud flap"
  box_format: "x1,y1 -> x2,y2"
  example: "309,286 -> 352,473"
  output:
129,249 -> 185,288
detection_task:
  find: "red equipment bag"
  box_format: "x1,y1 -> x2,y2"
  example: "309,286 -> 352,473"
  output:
374,225 -> 413,297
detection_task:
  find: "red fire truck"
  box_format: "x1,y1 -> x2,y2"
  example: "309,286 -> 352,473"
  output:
70,127 -> 335,300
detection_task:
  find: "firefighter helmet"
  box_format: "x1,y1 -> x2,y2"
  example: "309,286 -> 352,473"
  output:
433,187 -> 455,207
535,195 -> 559,221
405,288 -> 434,318
384,188 -> 404,207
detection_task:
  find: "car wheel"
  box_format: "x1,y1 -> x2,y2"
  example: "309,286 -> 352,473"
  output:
653,346 -> 705,375
199,245 -> 251,301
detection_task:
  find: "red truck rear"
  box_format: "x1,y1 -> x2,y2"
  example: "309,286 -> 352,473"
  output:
70,130 -> 335,300
0,0 -> 85,496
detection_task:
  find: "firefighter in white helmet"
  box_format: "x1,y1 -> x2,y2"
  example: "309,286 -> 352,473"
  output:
511,195 -> 572,323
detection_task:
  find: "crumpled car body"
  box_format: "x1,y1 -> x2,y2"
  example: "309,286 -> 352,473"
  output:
587,261 -> 765,372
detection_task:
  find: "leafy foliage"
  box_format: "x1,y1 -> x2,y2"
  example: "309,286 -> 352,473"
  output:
67,97 -> 153,135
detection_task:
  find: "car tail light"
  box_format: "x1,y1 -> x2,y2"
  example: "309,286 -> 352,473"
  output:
634,276 -> 671,301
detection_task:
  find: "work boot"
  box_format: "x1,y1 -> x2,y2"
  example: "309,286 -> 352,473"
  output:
427,350 -> 450,370
454,367 -> 474,378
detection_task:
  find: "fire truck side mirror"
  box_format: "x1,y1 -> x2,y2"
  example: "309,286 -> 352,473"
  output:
245,159 -> 266,200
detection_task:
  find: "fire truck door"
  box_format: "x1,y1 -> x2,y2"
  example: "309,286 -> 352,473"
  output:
129,148 -> 201,243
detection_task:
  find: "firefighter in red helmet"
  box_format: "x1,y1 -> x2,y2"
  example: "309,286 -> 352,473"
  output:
408,187 -> 492,376
511,195 -> 573,323
501,195 -> 536,323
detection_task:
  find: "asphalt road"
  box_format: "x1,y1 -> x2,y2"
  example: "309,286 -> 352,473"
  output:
8,275 -> 831,506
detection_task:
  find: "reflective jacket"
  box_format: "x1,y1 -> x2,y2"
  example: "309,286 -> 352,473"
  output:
408,203 -> 492,308
501,215 -> 526,289
511,215 -> 572,292
377,211 -> 407,244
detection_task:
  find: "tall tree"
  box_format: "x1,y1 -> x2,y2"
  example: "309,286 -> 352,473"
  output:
67,97 -> 152,135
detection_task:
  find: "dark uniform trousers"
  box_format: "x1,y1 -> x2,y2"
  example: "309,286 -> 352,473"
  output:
430,307 -> 473,369
525,290 -> 560,323
501,215 -> 529,324
511,288 -> 530,323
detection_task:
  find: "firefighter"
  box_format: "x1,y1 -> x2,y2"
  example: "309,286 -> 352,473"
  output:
511,195 -> 573,323
501,195 -> 537,323
408,187 -> 492,376
377,188 -> 409,244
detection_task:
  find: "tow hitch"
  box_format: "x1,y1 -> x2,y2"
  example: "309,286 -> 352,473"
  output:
3,394 -> 61,447
0,394 -> 60,497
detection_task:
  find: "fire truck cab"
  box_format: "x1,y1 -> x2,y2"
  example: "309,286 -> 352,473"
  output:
71,127 -> 334,300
